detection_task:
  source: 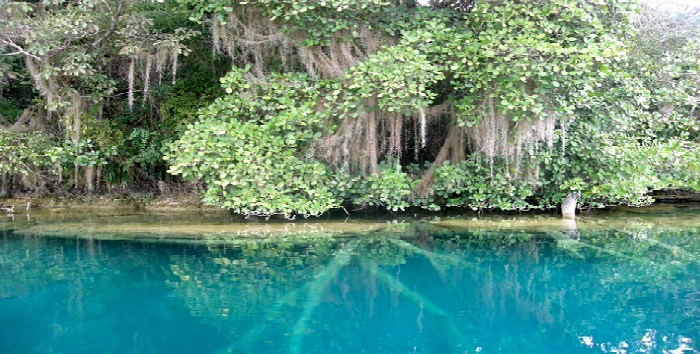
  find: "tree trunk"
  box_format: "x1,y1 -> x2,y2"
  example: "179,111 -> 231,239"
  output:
85,165 -> 95,194
367,109 -> 379,175
415,125 -> 462,197
74,164 -> 79,190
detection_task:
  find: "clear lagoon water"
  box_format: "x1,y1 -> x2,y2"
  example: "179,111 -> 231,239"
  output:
1,207 -> 699,353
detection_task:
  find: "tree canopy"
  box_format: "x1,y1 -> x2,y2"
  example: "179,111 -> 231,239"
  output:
1,0 -> 699,216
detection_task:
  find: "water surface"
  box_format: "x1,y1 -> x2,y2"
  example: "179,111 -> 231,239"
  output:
1,206 -> 699,353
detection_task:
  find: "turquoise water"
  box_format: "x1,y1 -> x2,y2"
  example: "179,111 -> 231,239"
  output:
1,219 -> 699,353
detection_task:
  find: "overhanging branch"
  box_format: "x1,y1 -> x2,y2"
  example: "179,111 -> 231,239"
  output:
0,38 -> 41,61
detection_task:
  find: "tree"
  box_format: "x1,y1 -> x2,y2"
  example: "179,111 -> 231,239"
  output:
1,0 -> 197,193
167,0 -> 700,215
1,0 -> 698,213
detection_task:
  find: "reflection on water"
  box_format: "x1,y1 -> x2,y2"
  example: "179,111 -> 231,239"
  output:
0,215 -> 699,353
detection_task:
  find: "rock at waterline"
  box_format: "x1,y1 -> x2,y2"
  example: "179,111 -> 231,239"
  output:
561,191 -> 581,219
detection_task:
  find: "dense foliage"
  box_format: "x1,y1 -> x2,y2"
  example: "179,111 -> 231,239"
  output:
1,0 -> 699,215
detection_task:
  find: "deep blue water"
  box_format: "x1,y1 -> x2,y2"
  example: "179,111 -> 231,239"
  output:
1,225 -> 698,353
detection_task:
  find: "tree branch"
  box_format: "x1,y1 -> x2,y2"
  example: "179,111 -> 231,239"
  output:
0,38 -> 41,61
91,0 -> 125,48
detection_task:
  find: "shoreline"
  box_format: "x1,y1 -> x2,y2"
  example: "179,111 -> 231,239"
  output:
1,196 -> 698,243
1,191 -> 699,216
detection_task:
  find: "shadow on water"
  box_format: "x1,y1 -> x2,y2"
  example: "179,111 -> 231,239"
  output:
0,204 -> 699,353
